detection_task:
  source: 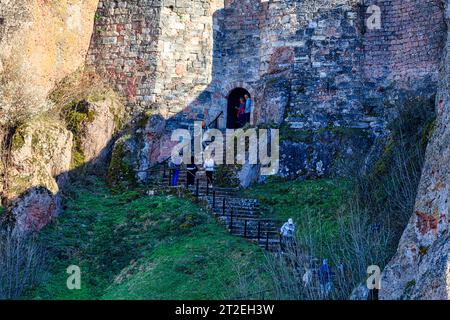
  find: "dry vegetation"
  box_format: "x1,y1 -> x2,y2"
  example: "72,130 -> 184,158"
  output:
0,227 -> 46,299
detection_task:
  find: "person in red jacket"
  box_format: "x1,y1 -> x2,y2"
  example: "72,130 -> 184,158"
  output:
236,97 -> 245,127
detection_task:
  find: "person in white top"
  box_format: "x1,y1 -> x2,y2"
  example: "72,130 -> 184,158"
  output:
203,156 -> 215,188
281,218 -> 295,237
280,218 -> 295,251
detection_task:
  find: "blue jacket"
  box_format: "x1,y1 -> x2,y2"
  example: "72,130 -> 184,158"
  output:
319,264 -> 332,284
245,98 -> 252,113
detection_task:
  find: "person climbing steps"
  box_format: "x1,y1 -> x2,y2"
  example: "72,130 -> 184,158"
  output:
280,218 -> 295,251
186,156 -> 198,186
203,155 -> 215,188
169,156 -> 183,186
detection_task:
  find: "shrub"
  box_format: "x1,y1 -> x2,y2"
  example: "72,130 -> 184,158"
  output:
0,227 -> 46,299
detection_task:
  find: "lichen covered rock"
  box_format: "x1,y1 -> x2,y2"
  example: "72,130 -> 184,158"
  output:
5,116 -> 73,232
107,134 -> 139,191
63,94 -> 124,170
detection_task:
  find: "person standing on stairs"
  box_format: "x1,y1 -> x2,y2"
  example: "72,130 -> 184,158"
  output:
186,156 -> 198,186
280,218 -> 295,251
244,94 -> 252,125
204,155 -> 215,188
169,156 -> 183,186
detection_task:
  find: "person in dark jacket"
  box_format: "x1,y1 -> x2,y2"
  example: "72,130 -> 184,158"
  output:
319,259 -> 333,298
186,156 -> 198,186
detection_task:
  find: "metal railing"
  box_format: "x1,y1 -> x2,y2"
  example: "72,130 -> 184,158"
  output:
140,162 -> 283,251
206,111 -> 223,129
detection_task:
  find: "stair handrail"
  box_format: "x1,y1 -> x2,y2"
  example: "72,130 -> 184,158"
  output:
206,111 -> 224,129
148,164 -> 283,250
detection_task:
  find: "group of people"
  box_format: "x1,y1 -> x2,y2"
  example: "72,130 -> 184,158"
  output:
301,259 -> 336,298
169,155 -> 215,188
279,218 -> 341,298
235,94 -> 252,127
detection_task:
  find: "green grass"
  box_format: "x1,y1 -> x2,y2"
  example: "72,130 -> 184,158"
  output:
27,177 -> 268,300
243,178 -> 352,258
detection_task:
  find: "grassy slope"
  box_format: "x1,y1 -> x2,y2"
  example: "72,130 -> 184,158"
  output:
244,178 -> 352,257
29,177 -> 269,300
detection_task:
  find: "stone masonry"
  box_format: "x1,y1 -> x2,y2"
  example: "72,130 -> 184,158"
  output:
87,0 -> 446,178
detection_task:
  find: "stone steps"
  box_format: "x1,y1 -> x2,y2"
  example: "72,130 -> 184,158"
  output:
151,167 -> 281,251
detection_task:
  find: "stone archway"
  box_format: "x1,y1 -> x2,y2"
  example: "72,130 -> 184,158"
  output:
223,82 -> 256,129
226,87 -> 251,128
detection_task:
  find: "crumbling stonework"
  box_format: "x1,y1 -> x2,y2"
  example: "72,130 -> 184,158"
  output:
380,0 -> 450,299
86,0 -> 162,118
86,0 -> 224,121
363,0 -> 445,90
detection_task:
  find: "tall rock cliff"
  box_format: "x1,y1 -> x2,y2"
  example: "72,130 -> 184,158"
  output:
0,0 -> 99,118
0,0 -> 125,232
380,0 -> 450,299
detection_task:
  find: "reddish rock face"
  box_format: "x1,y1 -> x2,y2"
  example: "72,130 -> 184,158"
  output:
416,211 -> 439,236
268,47 -> 294,74
11,187 -> 60,233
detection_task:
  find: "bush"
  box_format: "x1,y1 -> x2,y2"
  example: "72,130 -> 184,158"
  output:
0,227 -> 46,299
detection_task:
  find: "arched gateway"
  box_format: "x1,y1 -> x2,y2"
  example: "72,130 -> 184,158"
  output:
226,88 -> 251,129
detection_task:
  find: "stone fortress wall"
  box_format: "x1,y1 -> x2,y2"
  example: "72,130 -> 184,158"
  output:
87,0 -> 446,176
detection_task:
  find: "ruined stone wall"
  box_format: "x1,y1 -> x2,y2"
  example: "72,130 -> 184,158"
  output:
363,0 -> 446,90
86,0 -> 162,118
89,0 -> 447,178
87,0 -> 224,121
287,5 -> 369,131
156,0 -> 224,120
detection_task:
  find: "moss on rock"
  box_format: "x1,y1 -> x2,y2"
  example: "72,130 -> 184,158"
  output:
107,137 -> 137,192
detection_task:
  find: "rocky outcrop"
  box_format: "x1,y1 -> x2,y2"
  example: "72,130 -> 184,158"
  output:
67,95 -> 124,171
5,117 -> 73,232
0,0 -> 99,117
108,114 -> 166,189
380,1 -> 450,300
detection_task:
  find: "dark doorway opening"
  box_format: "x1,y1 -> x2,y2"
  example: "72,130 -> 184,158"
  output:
227,88 -> 251,129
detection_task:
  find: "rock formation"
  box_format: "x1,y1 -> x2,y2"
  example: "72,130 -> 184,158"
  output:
380,0 -> 450,299
0,0 -> 125,231
0,0 -> 99,111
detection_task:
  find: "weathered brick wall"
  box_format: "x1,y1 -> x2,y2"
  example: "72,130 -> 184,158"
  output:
287,5 -> 370,131
363,0 -> 446,90
207,0 -> 263,127
87,0 -> 224,122
86,0 -> 163,117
